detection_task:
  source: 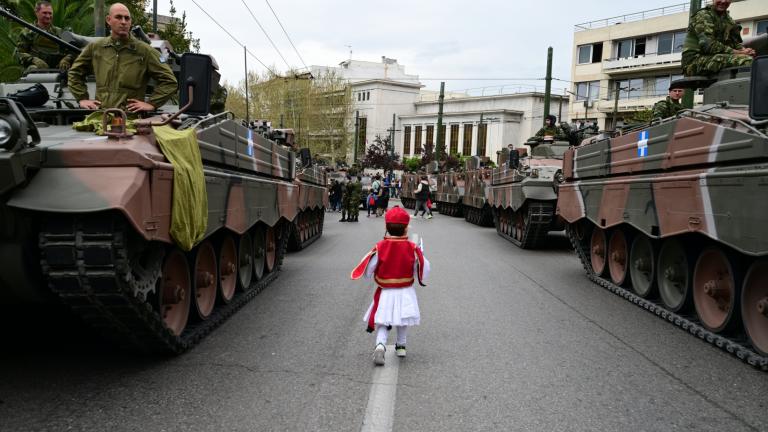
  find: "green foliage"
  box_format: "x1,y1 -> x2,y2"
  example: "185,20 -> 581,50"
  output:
156,0 -> 199,53
361,135 -> 399,171
402,157 -> 421,172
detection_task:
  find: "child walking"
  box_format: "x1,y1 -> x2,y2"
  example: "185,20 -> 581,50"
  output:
351,206 -> 430,365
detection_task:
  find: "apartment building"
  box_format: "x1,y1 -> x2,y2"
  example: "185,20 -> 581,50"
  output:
569,0 -> 768,130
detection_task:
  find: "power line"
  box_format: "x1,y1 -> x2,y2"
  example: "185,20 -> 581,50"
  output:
264,0 -> 308,71
189,0 -> 277,75
240,0 -> 292,70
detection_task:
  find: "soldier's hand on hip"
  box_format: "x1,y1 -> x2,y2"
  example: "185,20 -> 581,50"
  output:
126,99 -> 155,113
79,100 -> 101,110
31,58 -> 48,69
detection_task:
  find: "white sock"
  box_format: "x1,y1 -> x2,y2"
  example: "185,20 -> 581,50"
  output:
396,326 -> 407,346
376,325 -> 388,346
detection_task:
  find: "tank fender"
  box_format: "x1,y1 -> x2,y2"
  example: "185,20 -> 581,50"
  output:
7,167 -> 173,242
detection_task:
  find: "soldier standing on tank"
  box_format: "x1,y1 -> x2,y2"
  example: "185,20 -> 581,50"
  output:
67,3 -> 178,113
14,1 -> 75,74
533,115 -> 567,140
681,0 -> 755,77
652,85 -> 685,119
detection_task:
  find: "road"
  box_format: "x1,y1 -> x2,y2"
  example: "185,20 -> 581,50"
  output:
1,201 -> 766,431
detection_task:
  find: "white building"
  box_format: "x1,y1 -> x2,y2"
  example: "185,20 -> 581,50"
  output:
398,92 -> 569,160
570,1 -> 768,131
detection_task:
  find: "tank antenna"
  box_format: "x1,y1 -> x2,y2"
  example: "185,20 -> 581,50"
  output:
244,46 -> 250,124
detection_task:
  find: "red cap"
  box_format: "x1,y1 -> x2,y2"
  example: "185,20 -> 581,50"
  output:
385,206 -> 410,225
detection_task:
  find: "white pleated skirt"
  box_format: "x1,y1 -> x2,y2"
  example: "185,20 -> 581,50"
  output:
363,286 -> 420,327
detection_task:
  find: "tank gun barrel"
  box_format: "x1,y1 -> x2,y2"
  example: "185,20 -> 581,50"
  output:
0,6 -> 81,54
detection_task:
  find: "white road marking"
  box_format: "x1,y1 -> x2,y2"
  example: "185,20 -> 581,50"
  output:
361,344 -> 399,432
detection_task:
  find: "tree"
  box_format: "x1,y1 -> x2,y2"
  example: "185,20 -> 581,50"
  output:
157,0 -> 199,53
360,135 -> 399,172
402,157 -> 421,173
225,69 -> 353,163
420,141 -> 435,167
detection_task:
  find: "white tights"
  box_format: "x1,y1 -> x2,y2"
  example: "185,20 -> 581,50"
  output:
376,325 -> 408,346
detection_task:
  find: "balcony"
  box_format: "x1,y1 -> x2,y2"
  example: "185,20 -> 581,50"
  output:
603,52 -> 682,74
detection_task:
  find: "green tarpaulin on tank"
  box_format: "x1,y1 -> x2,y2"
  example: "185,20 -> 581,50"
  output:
152,125 -> 208,251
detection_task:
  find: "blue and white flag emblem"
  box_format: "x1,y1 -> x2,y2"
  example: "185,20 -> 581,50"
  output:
637,130 -> 649,157
247,129 -> 254,157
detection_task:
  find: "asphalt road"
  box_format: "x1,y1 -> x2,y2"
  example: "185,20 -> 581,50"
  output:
1,201 -> 767,432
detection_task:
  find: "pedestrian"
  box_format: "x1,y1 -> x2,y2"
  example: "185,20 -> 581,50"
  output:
328,180 -> 337,212
366,191 -> 377,217
14,1 -> 75,74
396,179 -> 401,198
68,2 -> 177,112
413,176 -> 433,219
351,206 -> 430,365
333,179 -> 343,211
376,182 -> 389,217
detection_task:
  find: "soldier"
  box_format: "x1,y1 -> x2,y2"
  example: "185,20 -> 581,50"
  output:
651,85 -> 685,119
348,176 -> 362,222
67,3 -> 177,113
14,1 -> 74,73
533,115 -> 567,141
681,0 -> 755,77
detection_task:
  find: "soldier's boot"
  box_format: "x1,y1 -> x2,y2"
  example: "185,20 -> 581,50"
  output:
340,211 -> 347,222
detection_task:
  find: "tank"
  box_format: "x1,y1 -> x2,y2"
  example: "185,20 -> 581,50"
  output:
461,156 -> 494,226
286,142 -> 328,252
556,59 -> 768,369
399,173 -> 419,209
434,170 -> 464,217
488,139 -> 567,248
0,16 -> 323,353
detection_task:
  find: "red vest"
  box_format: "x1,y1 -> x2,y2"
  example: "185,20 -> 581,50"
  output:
351,236 -> 425,287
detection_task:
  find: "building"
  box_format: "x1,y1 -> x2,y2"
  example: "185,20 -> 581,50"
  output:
398,92 -> 569,160
311,57 -> 422,161
569,0 -> 768,131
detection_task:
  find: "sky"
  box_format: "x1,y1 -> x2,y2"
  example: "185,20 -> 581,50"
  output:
152,0 -> 692,95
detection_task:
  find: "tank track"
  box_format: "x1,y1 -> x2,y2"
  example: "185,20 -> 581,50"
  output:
288,208 -> 325,252
567,225 -> 768,371
39,213 -> 288,354
437,201 -> 463,217
464,205 -> 494,227
494,202 -> 554,249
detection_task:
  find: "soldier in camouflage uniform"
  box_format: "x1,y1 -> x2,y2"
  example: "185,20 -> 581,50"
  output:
533,115 -> 567,141
340,176 -> 352,222
67,3 -> 177,113
651,86 -> 685,119
681,0 -> 755,77
14,1 -> 74,74
347,176 -> 362,222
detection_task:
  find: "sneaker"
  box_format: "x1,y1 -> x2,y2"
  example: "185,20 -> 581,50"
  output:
425,214 -> 433,219
373,343 -> 386,366
395,345 -> 406,358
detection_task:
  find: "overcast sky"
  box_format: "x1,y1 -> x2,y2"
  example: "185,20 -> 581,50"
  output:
154,0 -> 691,94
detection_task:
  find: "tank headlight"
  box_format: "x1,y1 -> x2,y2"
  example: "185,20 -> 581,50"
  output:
0,118 -> 13,148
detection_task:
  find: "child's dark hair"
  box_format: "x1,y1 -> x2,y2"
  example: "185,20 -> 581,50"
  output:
386,223 -> 407,236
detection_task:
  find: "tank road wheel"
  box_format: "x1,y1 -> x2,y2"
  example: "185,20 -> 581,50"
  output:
218,234 -> 238,302
192,241 -> 218,320
629,235 -> 656,298
506,209 -> 514,237
657,239 -> 693,312
265,226 -> 277,273
589,227 -> 607,276
237,231 -> 254,291
514,210 -> 525,242
252,226 -> 266,281
159,249 -> 191,336
693,247 -> 740,333
607,229 -> 630,286
742,259 -> 768,355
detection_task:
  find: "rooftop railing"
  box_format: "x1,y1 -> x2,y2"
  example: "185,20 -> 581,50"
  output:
574,0 -> 713,32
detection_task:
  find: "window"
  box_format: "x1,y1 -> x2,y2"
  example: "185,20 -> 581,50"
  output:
615,78 -> 645,99
616,37 -> 646,59
438,124 -> 446,151
476,123 -> 487,157
657,31 -> 686,55
577,42 -> 603,64
358,117 -> 367,155
426,125 -> 434,149
366,91 -> 370,100
357,93 -> 361,101
576,81 -> 600,101
450,124 -> 459,155
415,126 -> 422,154
757,20 -> 768,35
403,126 -> 411,155
462,124 -> 473,156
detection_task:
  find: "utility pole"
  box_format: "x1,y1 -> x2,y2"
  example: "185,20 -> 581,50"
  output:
94,0 -> 105,36
683,0 -> 701,109
477,113 -> 484,156
558,88 -> 564,123
612,85 -> 621,131
353,110 -> 359,163
152,0 -> 158,33
543,47 -> 553,124
436,82 -> 445,161
244,47 -> 249,124
390,113 -> 396,158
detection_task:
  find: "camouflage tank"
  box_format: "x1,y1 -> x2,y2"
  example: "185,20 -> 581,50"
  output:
399,173 -> 419,209
434,170 -> 464,217
461,156 -> 494,226
0,15 -> 322,353
556,58 -> 768,369
489,139 -> 567,248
